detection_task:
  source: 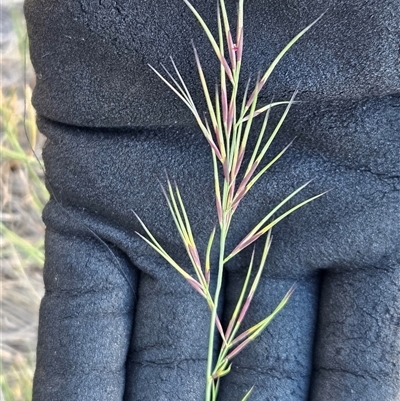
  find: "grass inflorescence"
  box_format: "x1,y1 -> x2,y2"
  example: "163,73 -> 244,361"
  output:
137,1 -> 324,400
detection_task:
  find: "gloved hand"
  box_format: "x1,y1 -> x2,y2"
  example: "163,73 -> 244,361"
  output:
25,0 -> 400,400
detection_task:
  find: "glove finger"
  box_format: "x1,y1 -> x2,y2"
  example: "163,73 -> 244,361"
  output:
310,268 -> 400,401
124,265 -> 211,401
33,201 -> 137,401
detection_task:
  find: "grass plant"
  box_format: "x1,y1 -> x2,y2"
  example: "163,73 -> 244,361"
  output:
137,1 -> 324,399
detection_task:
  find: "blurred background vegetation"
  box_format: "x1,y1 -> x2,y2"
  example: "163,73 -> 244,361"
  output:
1,1 -> 48,399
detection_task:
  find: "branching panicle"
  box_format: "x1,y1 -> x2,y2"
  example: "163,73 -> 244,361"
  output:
138,2 -> 323,400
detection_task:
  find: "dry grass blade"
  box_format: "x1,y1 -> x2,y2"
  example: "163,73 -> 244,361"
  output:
0,223 -> 44,265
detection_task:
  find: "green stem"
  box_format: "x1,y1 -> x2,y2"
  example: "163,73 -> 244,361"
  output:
205,225 -> 227,401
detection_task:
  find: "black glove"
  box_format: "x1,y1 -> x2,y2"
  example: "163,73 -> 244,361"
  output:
25,0 -> 400,400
